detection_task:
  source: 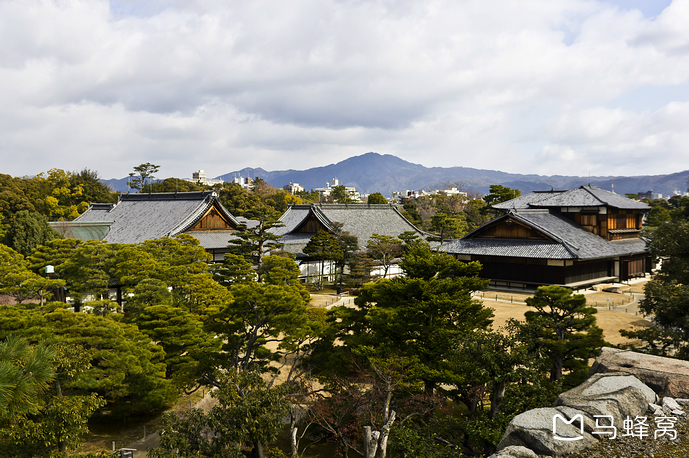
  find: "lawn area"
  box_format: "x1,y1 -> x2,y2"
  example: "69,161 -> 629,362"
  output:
486,301 -> 653,346
476,286 -> 641,308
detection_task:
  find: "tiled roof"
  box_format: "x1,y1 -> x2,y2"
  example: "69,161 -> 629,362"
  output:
442,209 -> 647,260
492,190 -> 566,210
494,186 -> 650,211
274,204 -> 426,255
442,238 -> 574,259
186,230 -> 243,249
75,191 -> 242,249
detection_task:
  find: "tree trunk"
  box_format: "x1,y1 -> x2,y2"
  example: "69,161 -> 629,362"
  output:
290,411 -> 299,457
377,410 -> 395,458
253,441 -> 265,458
363,426 -> 379,458
490,381 -> 506,418
551,356 -> 563,382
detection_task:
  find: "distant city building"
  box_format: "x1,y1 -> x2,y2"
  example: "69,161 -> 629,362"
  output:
637,190 -> 662,200
438,187 -> 468,198
190,170 -> 224,186
231,176 -> 254,190
283,182 -> 305,194
315,178 -> 362,203
392,188 -> 467,202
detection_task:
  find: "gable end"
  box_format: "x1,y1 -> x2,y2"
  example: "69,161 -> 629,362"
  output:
466,216 -> 553,241
188,201 -> 237,231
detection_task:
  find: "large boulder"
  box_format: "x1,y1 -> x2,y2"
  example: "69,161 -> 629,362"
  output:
590,347 -> 689,398
487,445 -> 539,458
496,406 -> 597,456
554,372 -> 657,422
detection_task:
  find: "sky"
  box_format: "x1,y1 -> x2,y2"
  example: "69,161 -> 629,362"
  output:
2,0 -> 689,181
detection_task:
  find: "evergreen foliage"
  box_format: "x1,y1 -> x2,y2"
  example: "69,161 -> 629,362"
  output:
518,285 -> 606,385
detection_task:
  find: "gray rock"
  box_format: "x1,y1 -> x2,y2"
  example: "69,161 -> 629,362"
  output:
675,398 -> 689,406
488,445 -> 539,458
554,372 -> 657,422
649,403 -> 664,416
497,406 -> 597,456
590,347 -> 689,398
662,397 -> 682,411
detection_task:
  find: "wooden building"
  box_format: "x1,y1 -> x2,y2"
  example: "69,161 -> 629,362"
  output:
54,191 -> 251,261
441,186 -> 651,289
273,203 -> 426,278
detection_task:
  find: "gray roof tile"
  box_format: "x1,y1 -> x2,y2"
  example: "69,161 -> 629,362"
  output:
495,186 -> 650,211
492,190 -> 567,210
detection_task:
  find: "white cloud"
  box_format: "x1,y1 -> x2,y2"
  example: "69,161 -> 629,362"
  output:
1,0 -> 688,181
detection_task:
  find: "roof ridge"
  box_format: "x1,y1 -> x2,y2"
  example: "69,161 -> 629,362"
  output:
579,185 -> 606,205
120,190 -> 216,201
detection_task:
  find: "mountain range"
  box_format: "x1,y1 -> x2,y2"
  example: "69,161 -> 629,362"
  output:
106,152 -> 689,198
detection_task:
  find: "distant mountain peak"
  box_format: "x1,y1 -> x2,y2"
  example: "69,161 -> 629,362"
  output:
103,153 -> 689,197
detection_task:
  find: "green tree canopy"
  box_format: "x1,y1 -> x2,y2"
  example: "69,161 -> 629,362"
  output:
4,211 -> 60,256
0,335 -> 55,421
151,369 -> 291,458
625,220 -> 689,358
0,305 -> 175,416
429,212 -> 468,242
136,304 -> 221,391
205,281 -> 312,375
365,233 -> 403,279
330,185 -> 355,204
149,178 -> 206,193
314,251 -> 491,395
518,285 -> 606,385
226,209 -> 284,281
483,185 -> 521,207
127,162 -> 160,192
367,192 -> 388,205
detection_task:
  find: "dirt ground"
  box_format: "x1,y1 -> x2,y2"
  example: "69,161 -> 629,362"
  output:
629,280 -> 649,293
477,285 -> 644,308
487,301 -> 653,346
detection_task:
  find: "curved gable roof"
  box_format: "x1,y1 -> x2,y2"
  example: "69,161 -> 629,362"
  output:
75,191 -> 240,244
275,203 -> 426,250
443,209 -> 647,260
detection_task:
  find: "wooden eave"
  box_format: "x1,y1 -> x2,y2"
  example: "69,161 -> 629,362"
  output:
188,200 -> 238,231
464,215 -> 559,243
293,209 -> 331,234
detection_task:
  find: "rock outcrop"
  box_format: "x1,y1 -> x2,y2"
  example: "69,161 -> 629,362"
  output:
590,347 -> 689,398
488,445 -> 539,458
496,406 -> 597,456
554,372 -> 657,423
492,348 -> 689,457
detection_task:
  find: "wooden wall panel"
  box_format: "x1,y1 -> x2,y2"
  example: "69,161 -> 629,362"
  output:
189,207 -> 235,231
297,216 -> 327,234
475,220 -> 547,240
